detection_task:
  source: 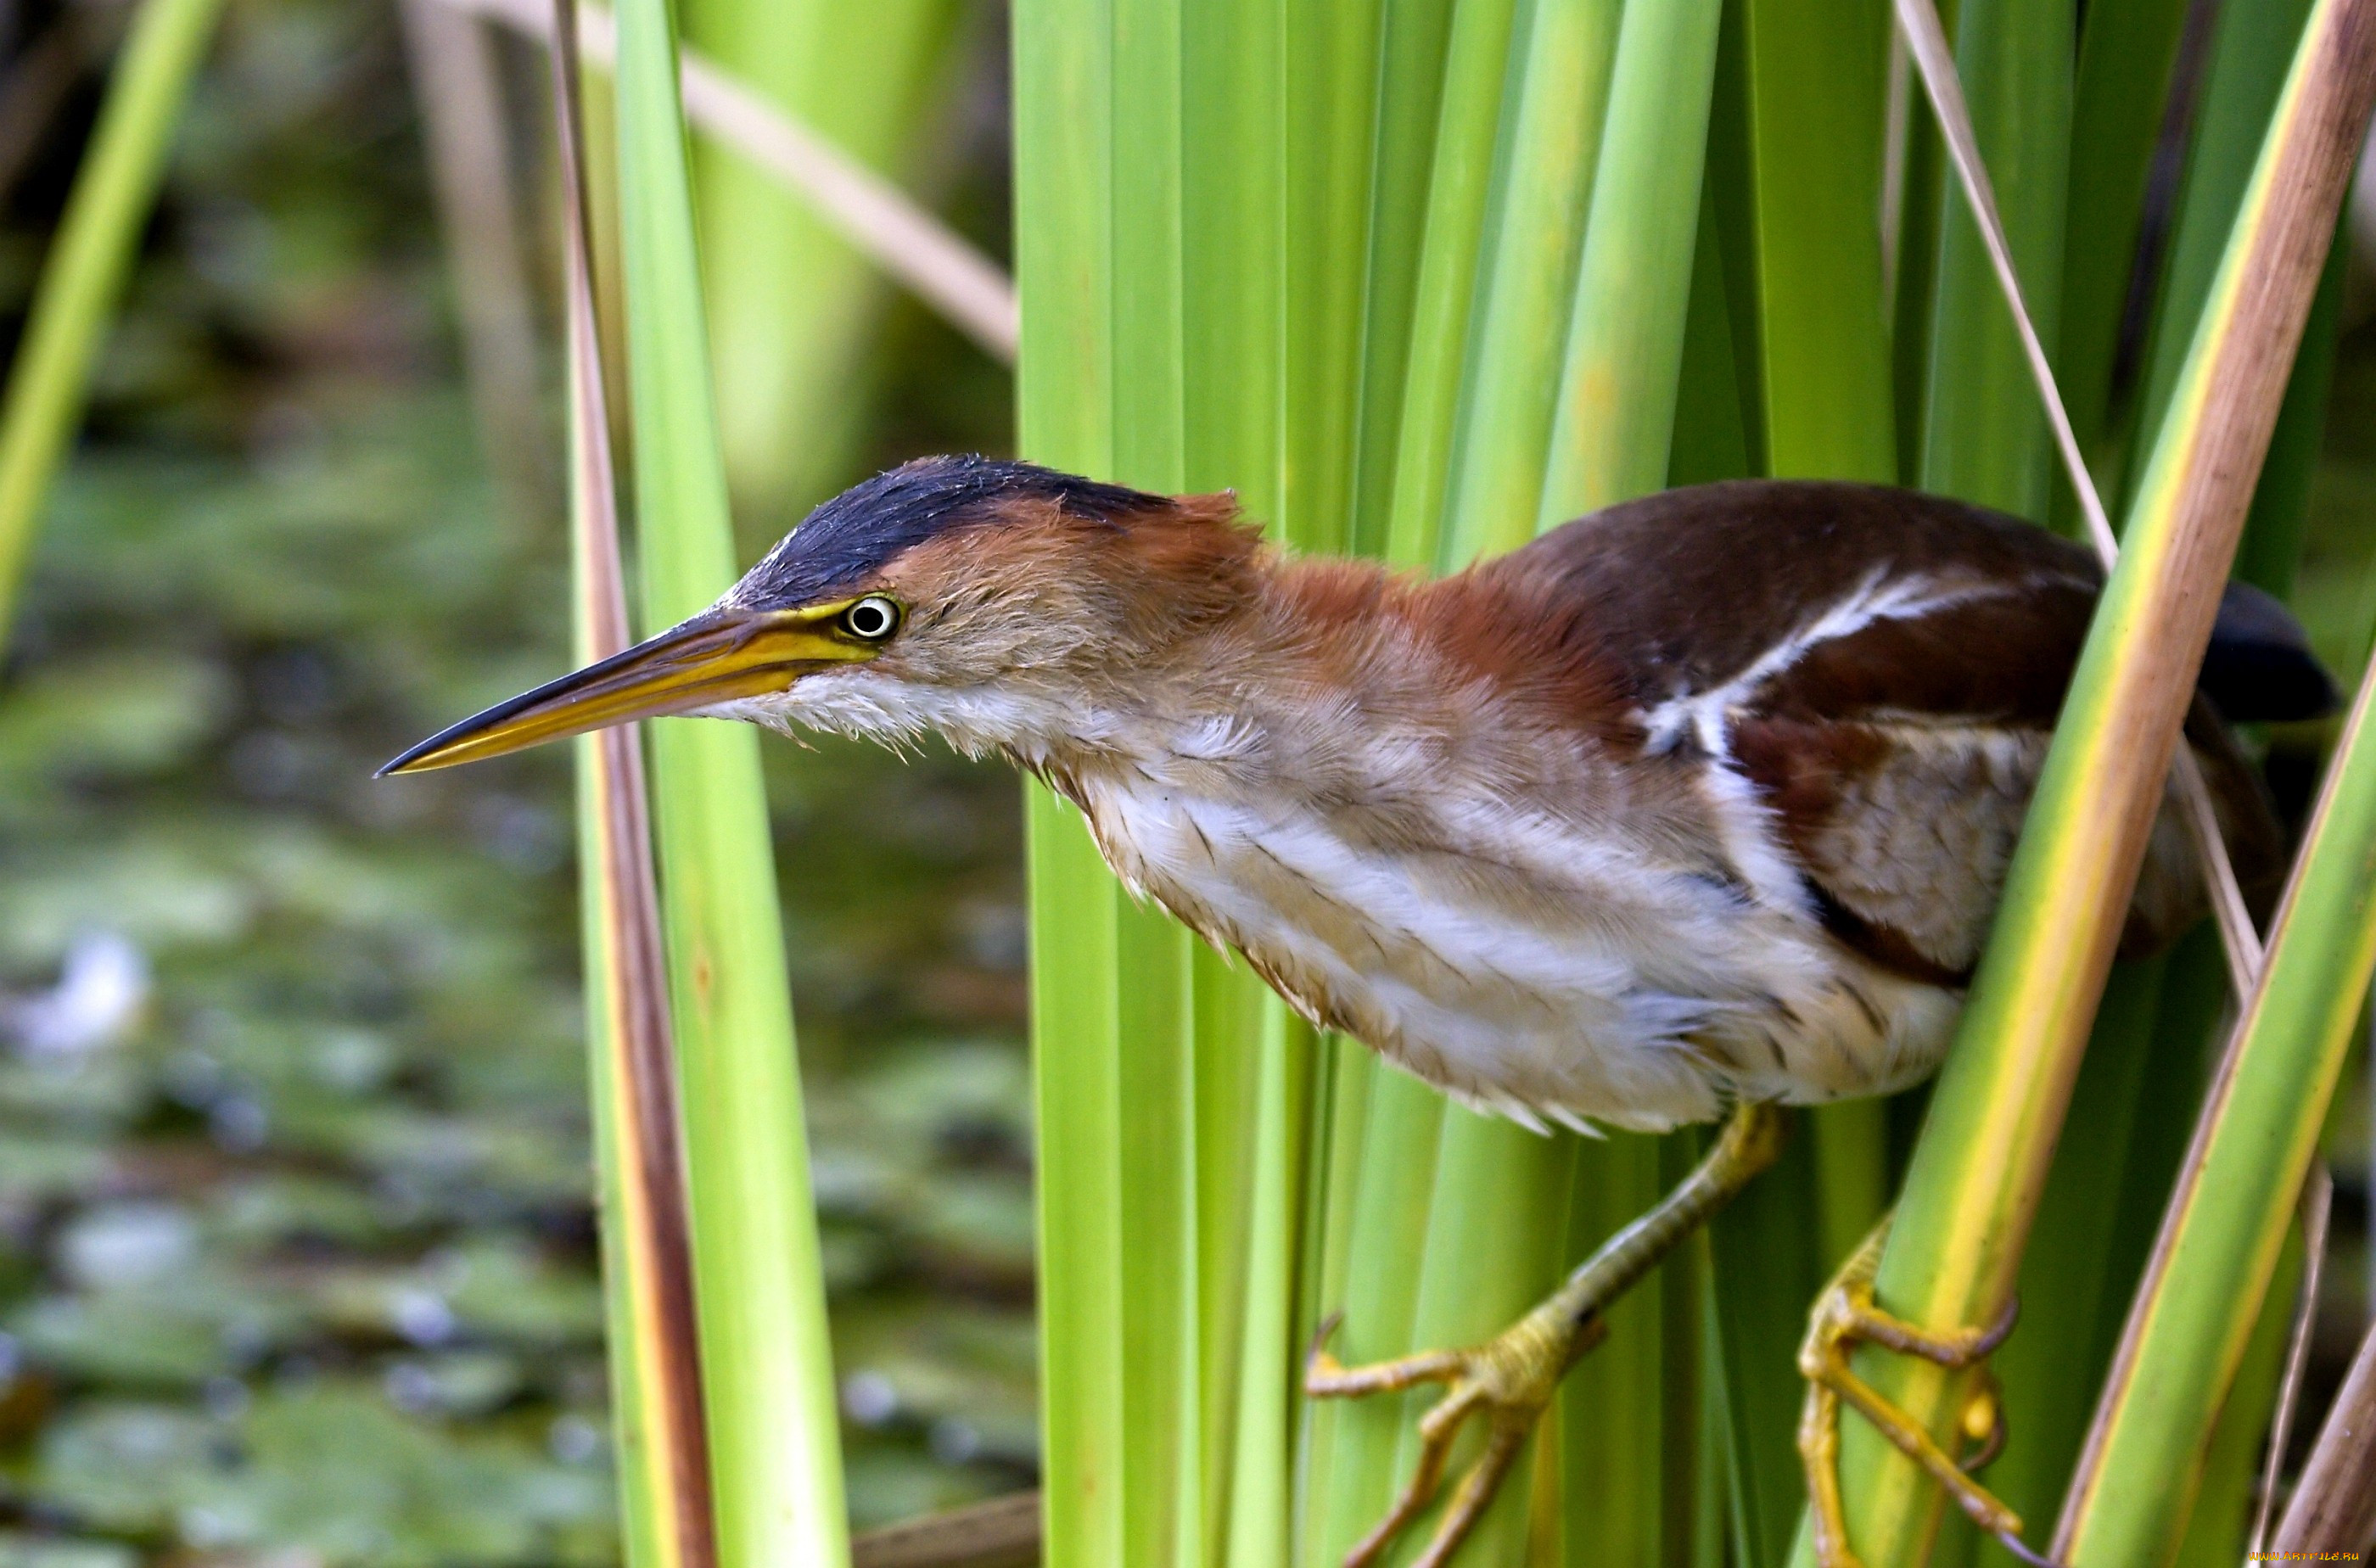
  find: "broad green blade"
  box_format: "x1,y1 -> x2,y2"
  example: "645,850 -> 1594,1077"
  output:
1344,0 -> 1464,563
1378,0 -> 1524,574
1107,16 -> 1206,1563
612,2 -> 849,1562
2118,0 -> 2317,509
1218,2 -> 1373,1557
1020,796 -> 1128,1567
0,0 -> 224,647
2233,224 -> 2347,600
1432,0 -> 1624,566
1700,2 -> 1897,1560
1016,3 -> 1351,1562
1912,0 -> 2071,520
1540,0 -> 1725,524
1010,1 -> 1123,1560
681,0 -> 961,526
1956,940 -> 2216,1568
1539,10 -> 1726,1563
2169,1230 -> 2306,1566
1713,0 -> 1897,487
2050,0 -> 2194,525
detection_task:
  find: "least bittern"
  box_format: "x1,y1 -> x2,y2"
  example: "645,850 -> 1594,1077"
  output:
385,456 -> 2329,1567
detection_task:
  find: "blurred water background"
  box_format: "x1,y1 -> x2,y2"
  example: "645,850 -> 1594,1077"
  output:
0,0 -> 2366,1563
0,0 -> 1027,1560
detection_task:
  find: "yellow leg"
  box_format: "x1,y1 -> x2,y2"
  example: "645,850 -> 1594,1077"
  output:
1796,1218 -> 2056,1568
1306,1101 -> 1790,1568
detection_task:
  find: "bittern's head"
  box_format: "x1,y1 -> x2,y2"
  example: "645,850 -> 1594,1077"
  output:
379,455 -> 1263,776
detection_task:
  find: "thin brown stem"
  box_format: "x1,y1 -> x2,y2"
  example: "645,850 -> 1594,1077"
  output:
399,0 -> 552,529
437,0 -> 1016,363
2271,1311 -> 2376,1553
2250,1164 -> 2334,1555
852,1492 -> 1040,1568
549,4 -> 714,1565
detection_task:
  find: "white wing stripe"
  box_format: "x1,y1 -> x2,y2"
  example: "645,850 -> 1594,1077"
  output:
1638,569 -> 2008,759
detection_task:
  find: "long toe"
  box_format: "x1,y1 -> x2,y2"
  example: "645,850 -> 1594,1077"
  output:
1312,1305 -> 1604,1568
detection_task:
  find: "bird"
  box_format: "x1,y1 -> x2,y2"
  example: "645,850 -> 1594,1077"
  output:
383,454 -> 2330,1568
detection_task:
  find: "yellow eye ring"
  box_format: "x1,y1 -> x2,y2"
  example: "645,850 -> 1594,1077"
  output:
839,595 -> 901,641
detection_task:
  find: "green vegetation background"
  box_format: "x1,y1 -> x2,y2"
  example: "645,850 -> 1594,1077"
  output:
0,0 -> 1025,1560
0,0 -> 2362,1564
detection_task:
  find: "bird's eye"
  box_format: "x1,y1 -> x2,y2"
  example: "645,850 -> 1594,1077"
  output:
839,596 -> 901,641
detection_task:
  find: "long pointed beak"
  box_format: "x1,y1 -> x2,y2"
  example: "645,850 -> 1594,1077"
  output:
378,605 -> 861,776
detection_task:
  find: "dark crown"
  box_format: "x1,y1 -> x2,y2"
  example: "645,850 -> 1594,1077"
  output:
728,455 -> 1168,609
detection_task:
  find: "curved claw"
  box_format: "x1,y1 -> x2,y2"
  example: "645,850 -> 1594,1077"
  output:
1958,1365 -> 2007,1474
1990,1525 -> 2065,1568
1306,1307 -> 1605,1568
1306,1310 -> 1344,1369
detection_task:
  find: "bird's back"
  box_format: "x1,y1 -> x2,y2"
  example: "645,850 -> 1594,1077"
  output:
1499,479 -> 2327,736
1480,480 -> 2317,970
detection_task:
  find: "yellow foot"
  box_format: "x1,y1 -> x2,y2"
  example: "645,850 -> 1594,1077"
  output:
1301,1106 -> 1786,1567
1796,1223 -> 2059,1568
1305,1303 -> 1606,1568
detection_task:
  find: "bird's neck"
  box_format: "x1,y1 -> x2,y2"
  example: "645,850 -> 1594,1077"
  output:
1021,549 -> 1305,730
1029,551 -> 1516,798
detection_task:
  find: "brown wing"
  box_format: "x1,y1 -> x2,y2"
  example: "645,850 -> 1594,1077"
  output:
1494,480 -> 2287,985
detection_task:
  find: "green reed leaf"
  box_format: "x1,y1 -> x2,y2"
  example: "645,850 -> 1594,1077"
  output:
0,0 -> 223,649
612,1 -> 848,1560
